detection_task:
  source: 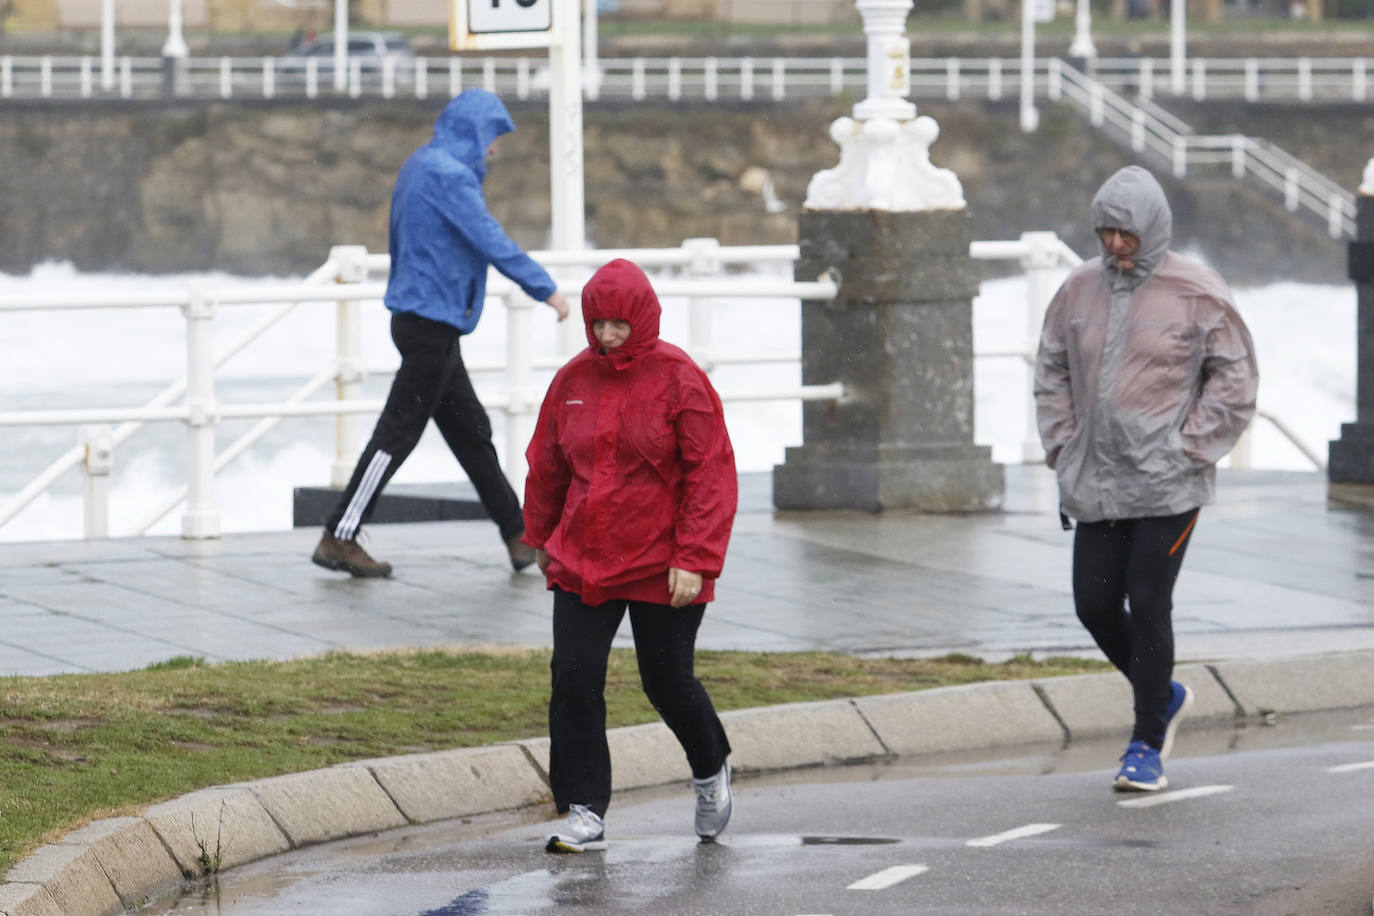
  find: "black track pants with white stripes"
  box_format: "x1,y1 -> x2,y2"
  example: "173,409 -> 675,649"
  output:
324,311 -> 524,543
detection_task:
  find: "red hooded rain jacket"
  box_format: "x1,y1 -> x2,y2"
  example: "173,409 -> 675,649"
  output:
522,259 -> 738,606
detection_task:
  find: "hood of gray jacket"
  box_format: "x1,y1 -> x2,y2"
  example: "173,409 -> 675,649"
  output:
1090,166 -> 1172,284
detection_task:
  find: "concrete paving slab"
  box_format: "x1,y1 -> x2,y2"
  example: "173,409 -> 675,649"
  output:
238,767 -> 407,847
3,845 -> 122,916
339,745 -> 551,823
142,788 -> 290,877
1212,651 -> 1374,715
56,818 -> 183,910
0,882 -> 61,916
720,699 -> 888,771
854,681 -> 1063,755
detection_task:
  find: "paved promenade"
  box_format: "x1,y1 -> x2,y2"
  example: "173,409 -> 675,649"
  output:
2,464 -> 1372,677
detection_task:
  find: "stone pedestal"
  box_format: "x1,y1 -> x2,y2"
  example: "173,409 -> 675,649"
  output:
1328,195 -> 1374,483
773,209 -> 1004,512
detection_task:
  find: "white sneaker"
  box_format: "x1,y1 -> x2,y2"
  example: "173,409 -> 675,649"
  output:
546,804 -> 607,853
693,759 -> 732,841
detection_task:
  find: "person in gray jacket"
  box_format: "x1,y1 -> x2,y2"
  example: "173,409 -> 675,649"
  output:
1034,166 -> 1258,792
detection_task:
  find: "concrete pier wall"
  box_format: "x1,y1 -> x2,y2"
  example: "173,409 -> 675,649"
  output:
0,98 -> 1364,283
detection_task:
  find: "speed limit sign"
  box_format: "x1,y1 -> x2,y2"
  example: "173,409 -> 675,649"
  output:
469,0 -> 551,33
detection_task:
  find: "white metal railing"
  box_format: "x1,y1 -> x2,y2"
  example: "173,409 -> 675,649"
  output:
0,241 -> 838,540
1053,61 -> 1356,240
0,234 -> 1325,541
2,53 -> 1372,104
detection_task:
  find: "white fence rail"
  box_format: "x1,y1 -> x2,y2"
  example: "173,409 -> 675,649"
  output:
2,53 -> 1372,104
1051,62 -> 1356,240
0,235 -> 1323,542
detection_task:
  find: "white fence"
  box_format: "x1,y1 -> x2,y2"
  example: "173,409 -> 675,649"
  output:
2,53 -> 1372,104
0,235 -> 1324,542
1050,61 -> 1356,240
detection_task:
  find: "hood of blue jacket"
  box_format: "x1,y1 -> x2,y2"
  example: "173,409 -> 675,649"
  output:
429,88 -> 514,181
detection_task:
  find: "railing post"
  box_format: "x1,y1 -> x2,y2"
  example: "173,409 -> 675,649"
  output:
306,58 -> 318,98
705,56 -> 718,101
517,56 -> 531,99
415,57 -> 428,99
483,57 -> 496,92
263,56 -> 275,99
988,57 -> 1001,100
181,287 -> 221,539
1245,57 -> 1259,102
219,55 -> 231,98
668,57 -> 681,100
81,56 -> 93,97
1191,58 -> 1205,101
1131,107 -> 1146,152
632,56 -> 645,100
1172,135 -> 1187,178
1298,56 -> 1312,101
1139,56 -> 1153,101
740,56 -> 754,100
40,56 -> 52,97
1355,58 -> 1367,103
830,56 -> 844,96
946,57 -> 959,101
1231,134 -> 1246,179
1019,231 -> 1061,464
330,245 -> 369,489
349,57 -> 362,97
772,56 -> 785,101
683,238 -> 721,374
504,289 -> 537,499
1047,57 -> 1062,101
80,425 -> 114,539
383,55 -> 396,99
1,56 -> 11,98
120,56 -> 132,97
449,56 -> 461,97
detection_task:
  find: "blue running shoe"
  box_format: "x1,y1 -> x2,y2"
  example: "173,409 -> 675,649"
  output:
1159,680 -> 1194,761
1114,740 -> 1166,792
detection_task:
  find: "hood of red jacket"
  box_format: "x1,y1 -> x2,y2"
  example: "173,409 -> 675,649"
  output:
581,259 -> 662,366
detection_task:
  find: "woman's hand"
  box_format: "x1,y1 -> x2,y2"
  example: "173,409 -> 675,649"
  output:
667,567 -> 703,608
535,549 -> 550,574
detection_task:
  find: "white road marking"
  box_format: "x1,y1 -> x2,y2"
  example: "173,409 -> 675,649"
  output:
965,823 -> 1061,847
1117,785 -> 1235,808
1326,760 -> 1374,773
846,864 -> 929,891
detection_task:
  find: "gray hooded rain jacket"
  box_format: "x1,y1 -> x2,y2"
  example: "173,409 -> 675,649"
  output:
1033,166 -> 1259,523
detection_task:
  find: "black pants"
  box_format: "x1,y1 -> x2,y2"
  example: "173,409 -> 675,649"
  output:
1072,509 -> 1199,749
548,588 -> 731,818
325,312 -> 523,543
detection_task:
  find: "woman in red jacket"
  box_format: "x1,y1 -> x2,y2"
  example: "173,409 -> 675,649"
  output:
522,258 -> 738,854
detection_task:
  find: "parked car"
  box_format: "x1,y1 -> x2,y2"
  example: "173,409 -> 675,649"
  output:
277,31 -> 416,90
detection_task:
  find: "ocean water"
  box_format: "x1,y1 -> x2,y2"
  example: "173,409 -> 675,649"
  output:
0,261 -> 1354,542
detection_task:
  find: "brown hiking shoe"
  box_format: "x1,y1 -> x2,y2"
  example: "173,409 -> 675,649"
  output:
312,532 -> 392,578
506,532 -> 537,572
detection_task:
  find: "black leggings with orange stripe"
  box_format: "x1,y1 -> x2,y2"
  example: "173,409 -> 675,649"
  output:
1072,508 -> 1200,749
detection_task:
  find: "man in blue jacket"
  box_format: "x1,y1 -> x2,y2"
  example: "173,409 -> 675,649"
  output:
313,88 -> 569,578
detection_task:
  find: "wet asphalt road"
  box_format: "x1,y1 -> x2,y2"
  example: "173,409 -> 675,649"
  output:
147,708 -> 1374,916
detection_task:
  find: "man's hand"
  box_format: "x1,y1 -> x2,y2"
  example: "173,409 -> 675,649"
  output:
667,567 -> 704,608
546,292 -> 570,321
535,548 -> 550,574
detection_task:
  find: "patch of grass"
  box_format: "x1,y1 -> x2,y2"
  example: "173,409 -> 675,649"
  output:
0,648 -> 1107,873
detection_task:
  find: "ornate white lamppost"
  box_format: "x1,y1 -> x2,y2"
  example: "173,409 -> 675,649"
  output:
804,0 -> 963,212
1069,0 -> 1096,63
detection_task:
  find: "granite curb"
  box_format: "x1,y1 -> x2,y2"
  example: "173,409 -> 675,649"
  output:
5,650 -> 1373,916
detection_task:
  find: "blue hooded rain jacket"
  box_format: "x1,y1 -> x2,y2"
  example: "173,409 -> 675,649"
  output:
384,89 -> 558,333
